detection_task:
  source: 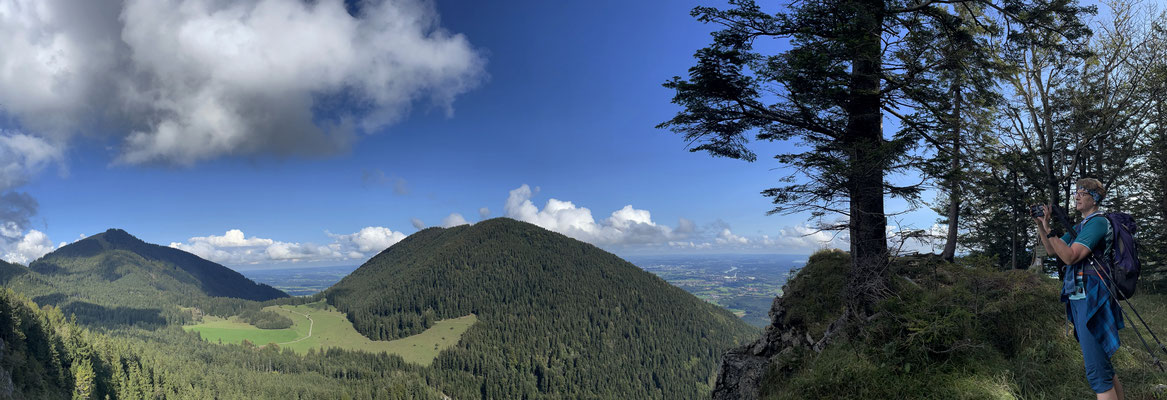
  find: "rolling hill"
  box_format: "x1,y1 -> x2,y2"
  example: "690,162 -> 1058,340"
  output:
324,217 -> 759,399
2,229 -> 286,328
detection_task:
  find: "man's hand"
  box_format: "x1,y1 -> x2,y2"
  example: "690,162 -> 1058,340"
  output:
1033,204 -> 1052,231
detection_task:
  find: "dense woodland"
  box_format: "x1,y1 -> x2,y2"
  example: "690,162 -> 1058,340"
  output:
1,285 -> 443,399
659,0 -> 1167,397
2,220 -> 756,399
325,218 -> 758,399
661,0 -> 1167,318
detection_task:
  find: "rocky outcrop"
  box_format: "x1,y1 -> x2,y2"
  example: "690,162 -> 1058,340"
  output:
712,295 -> 817,400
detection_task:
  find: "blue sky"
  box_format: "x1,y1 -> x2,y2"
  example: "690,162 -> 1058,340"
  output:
0,0 -> 942,269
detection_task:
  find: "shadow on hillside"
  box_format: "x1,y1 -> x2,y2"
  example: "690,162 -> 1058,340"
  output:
62,301 -> 167,330
0,262 -> 28,284
33,293 -> 69,307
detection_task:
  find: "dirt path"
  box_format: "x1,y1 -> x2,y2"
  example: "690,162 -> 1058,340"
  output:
276,309 -> 314,345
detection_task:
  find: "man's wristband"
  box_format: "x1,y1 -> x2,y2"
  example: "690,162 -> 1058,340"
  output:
1046,231 -> 1060,239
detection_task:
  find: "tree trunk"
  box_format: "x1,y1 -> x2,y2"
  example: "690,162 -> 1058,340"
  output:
1034,111 -> 1060,270
843,0 -> 888,318
941,83 -> 963,262
1157,100 -> 1167,233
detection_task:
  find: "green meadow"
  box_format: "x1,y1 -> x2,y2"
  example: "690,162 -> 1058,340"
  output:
184,302 -> 477,366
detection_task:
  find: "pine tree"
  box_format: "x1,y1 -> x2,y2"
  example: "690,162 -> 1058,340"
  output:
661,0 -> 1091,320
71,357 -> 95,400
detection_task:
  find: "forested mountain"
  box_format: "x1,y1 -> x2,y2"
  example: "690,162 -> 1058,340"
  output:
324,218 -> 758,399
32,229 -> 285,301
0,288 -> 442,399
2,229 -> 286,329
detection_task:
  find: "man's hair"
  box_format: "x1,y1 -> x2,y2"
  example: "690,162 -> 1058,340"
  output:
1076,178 -> 1106,202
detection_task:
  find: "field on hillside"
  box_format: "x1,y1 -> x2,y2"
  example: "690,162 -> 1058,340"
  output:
184,302 -> 477,366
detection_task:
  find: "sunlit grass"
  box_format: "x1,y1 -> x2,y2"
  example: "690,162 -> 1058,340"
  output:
185,301 -> 477,366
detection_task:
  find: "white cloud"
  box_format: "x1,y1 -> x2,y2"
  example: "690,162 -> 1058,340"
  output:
503,184 -> 675,246
499,184 -> 854,254
1,229 -> 54,265
885,223 -> 947,255
0,131 -> 63,191
668,241 -> 713,250
265,242 -> 341,261
716,229 -> 750,245
186,229 -> 275,247
411,218 -> 426,230
441,213 -> 469,227
169,226 -> 407,266
479,207 -> 490,219
331,226 -> 407,253
748,225 -> 849,253
0,0 -> 485,165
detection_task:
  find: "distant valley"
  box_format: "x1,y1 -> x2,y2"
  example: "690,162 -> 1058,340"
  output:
2,219 -> 758,399
242,254 -> 806,328
240,265 -> 359,296
628,254 -> 806,327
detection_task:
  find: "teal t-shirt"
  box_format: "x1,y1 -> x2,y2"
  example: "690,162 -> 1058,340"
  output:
1060,213 -> 1108,252
1060,213 -> 1109,300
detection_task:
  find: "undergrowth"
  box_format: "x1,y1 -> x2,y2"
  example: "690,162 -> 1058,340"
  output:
760,250 -> 1167,399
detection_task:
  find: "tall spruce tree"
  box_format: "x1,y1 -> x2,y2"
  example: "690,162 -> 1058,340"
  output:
1129,15 -> 1167,288
72,357 -> 96,400
892,3 -> 1004,262
660,0 -> 1091,321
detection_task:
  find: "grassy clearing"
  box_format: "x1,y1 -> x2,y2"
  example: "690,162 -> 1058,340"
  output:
184,302 -> 477,366
183,315 -> 301,345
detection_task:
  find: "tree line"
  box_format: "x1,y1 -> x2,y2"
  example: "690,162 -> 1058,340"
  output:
661,0 -> 1167,324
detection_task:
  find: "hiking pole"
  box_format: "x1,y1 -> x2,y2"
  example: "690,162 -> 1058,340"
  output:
1052,206 -> 1167,370
1058,205 -> 1167,351
1089,263 -> 1165,372
1089,254 -> 1167,356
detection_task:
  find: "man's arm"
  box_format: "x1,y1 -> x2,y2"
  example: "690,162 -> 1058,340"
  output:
1047,237 -> 1093,266
1033,206 -> 1093,265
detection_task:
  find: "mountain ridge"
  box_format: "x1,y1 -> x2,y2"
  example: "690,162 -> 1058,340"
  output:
29,228 -> 286,301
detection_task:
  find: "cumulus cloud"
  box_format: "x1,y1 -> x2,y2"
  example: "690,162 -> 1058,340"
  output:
0,0 -> 485,165
0,192 -> 38,241
479,207 -> 490,219
0,229 -> 54,265
441,213 -> 469,228
188,229 -> 274,247
411,218 -> 426,230
716,229 -> 750,245
1,132 -> 63,191
330,226 -> 407,253
495,184 -> 859,254
170,226 -> 407,266
759,225 -> 847,252
503,184 -> 676,246
0,132 -> 62,247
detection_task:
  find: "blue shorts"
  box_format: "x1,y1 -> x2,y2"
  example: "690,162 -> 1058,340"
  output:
1070,296 -> 1115,393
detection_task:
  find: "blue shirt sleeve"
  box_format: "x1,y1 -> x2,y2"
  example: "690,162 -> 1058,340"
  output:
1073,216 -> 1108,251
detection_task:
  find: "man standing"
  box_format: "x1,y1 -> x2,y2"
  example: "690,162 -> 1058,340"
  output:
1034,178 -> 1124,399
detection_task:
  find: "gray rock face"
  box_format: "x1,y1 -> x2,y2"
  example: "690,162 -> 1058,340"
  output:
712,295 -> 814,400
